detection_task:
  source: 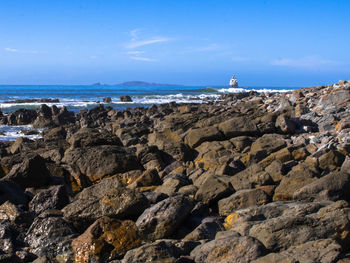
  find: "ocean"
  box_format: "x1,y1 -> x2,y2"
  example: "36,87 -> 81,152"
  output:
0,84 -> 298,140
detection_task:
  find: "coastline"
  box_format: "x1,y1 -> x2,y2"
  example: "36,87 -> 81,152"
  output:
0,80 -> 349,262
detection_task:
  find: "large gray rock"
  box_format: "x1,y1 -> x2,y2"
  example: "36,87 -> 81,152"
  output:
62,145 -> 142,183
252,239 -> 341,263
122,239 -> 199,263
229,164 -> 273,191
190,231 -> 266,263
248,200 -> 350,251
62,177 -> 149,232
250,134 -> 287,161
195,174 -> 233,206
218,117 -> 259,139
184,218 -> 225,241
25,210 -> 76,260
29,185 -> 70,215
136,195 -> 194,241
218,189 -> 269,216
67,127 -> 122,148
184,126 -> 224,148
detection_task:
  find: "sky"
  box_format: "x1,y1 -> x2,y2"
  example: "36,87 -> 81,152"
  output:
0,0 -> 349,86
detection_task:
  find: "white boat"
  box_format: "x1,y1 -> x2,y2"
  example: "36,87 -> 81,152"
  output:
229,75 -> 238,88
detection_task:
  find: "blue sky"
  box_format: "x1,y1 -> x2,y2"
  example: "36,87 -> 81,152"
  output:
0,0 -> 349,86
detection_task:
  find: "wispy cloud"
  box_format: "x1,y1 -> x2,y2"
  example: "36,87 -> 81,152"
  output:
4,47 -> 39,54
124,50 -> 145,55
130,56 -> 156,62
271,56 -> 341,69
4,48 -> 19,53
130,28 -> 142,41
193,44 -> 219,52
126,37 -> 172,49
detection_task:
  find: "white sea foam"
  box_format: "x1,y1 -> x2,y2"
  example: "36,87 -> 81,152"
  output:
0,125 -> 43,141
218,87 -> 293,93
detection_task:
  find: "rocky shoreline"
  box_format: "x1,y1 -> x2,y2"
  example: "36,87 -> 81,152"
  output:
0,81 -> 349,262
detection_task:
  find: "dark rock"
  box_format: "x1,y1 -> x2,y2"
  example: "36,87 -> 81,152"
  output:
103,97 -> 112,103
62,145 -> 142,184
68,127 -> 122,148
7,109 -> 37,125
0,180 -> 27,206
120,96 -> 132,102
184,218 -> 225,241
2,154 -> 50,189
25,211 -> 76,260
29,185 -> 70,215
62,177 -> 149,232
136,195 -> 194,241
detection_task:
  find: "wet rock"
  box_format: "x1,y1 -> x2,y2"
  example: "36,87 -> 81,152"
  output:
29,185 -> 70,215
190,232 -> 266,263
2,154 -> 50,189
120,96 -> 132,102
8,109 -> 37,125
218,189 -> 269,216
72,216 -> 141,262
62,178 -> 149,232
136,195 -> 194,241
103,97 -> 112,103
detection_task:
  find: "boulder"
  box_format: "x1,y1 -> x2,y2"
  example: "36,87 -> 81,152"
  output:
190,232 -> 266,263
194,175 -> 233,206
218,189 -> 269,216
184,218 -> 225,241
252,238 -> 341,263
273,161 -> 319,201
136,195 -> 194,241
122,239 -> 199,263
72,217 -> 141,262
62,178 -> 149,232
120,96 -> 132,102
29,185 -> 70,215
229,164 -> 273,190
218,117 -> 259,139
62,145 -> 142,183
103,97 -> 112,103
2,154 -> 50,189
67,127 -> 122,148
250,134 -> 287,161
184,126 -> 224,148
275,114 -> 297,134
248,200 -> 350,251
155,173 -> 191,196
318,150 -> 345,171
0,180 -> 27,205
25,210 -> 77,260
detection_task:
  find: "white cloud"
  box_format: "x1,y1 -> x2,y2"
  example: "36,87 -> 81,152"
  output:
193,44 -> 219,52
130,56 -> 156,62
125,50 -> 144,55
126,37 -> 172,49
130,29 -> 141,41
4,47 -> 39,54
4,48 -> 19,52
271,56 -> 340,69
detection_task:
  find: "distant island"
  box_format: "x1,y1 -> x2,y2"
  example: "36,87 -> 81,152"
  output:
91,81 -> 182,86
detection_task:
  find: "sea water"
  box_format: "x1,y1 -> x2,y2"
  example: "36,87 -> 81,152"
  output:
0,84 -> 297,140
